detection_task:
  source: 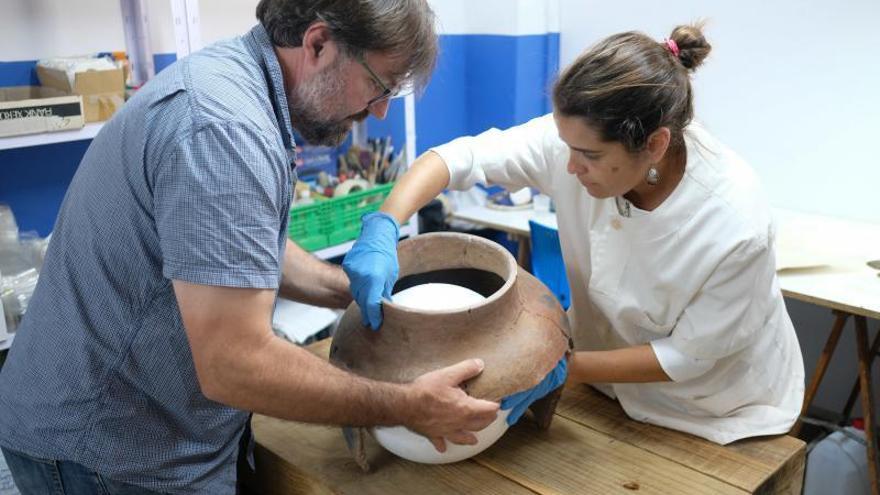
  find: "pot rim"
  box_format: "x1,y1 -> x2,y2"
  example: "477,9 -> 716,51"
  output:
382,233 -> 519,317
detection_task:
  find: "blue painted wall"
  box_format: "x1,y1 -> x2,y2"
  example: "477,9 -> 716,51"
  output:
0,33 -> 558,235
365,33 -> 559,153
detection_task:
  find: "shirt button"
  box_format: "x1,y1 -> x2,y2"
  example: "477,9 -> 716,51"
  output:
611,218 -> 623,230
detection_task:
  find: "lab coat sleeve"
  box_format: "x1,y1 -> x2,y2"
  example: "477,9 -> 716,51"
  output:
669,236 -> 775,361
430,113 -> 561,195
650,337 -> 717,382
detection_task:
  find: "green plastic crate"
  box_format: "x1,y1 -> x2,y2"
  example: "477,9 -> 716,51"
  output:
288,182 -> 395,252
288,200 -> 329,251
326,183 -> 394,246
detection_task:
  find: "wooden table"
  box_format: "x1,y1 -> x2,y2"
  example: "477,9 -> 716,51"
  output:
242,339 -> 805,495
774,210 -> 880,494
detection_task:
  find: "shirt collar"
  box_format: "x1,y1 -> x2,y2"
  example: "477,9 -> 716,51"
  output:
244,24 -> 296,151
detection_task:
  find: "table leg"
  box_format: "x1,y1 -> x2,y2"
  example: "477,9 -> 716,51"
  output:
842,324 -> 880,421
855,316 -> 880,495
791,311 -> 849,437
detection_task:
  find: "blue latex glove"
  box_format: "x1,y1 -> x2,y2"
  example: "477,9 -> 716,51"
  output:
342,212 -> 400,330
500,358 -> 568,425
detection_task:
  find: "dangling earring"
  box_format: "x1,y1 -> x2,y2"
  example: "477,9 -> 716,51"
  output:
646,167 -> 660,186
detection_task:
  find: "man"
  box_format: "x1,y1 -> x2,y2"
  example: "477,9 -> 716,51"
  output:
0,1 -> 499,493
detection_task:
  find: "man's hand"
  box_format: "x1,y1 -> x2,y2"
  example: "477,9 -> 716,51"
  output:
500,358 -> 568,425
403,359 -> 500,452
343,212 -> 400,329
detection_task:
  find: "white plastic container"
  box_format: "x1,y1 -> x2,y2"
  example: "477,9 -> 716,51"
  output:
804,427 -> 870,495
532,194 -> 551,213
372,283 -> 510,463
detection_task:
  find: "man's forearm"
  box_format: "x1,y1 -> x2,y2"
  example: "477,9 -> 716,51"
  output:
568,345 -> 671,384
207,329 -> 414,426
280,239 -> 352,308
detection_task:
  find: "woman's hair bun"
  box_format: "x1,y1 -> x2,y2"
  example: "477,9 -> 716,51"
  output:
670,22 -> 711,71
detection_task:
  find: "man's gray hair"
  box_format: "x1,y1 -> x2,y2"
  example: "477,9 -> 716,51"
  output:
256,0 -> 438,93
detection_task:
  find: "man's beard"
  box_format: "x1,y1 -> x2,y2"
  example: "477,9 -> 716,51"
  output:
288,57 -> 367,146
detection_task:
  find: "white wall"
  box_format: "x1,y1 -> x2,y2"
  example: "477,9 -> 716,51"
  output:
0,0 -> 558,62
0,0 -> 260,60
559,0 -> 880,225
559,0 -> 879,415
430,0 -> 558,35
1,0 -> 128,60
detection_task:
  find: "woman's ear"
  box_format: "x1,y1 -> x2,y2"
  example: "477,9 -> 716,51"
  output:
645,127 -> 672,163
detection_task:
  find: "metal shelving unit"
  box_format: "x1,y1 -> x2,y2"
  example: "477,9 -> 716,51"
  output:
0,122 -> 103,151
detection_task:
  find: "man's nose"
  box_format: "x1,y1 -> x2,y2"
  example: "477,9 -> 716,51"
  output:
369,99 -> 390,120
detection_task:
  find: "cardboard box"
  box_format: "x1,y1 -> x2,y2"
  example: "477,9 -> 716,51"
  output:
0,86 -> 85,138
37,65 -> 125,123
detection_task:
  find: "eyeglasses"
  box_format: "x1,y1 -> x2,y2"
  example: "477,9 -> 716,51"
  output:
314,13 -> 410,107
355,53 -> 395,108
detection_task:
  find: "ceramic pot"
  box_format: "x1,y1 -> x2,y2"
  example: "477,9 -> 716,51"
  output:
330,232 -> 572,471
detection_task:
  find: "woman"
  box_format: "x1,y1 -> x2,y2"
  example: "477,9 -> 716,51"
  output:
344,23 -> 805,444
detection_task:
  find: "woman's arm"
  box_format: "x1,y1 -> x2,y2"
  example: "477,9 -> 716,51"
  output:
567,345 -> 672,384
382,113 -> 562,224
381,151 -> 450,224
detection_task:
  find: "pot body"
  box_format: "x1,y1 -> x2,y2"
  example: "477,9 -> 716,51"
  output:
330,232 -> 571,466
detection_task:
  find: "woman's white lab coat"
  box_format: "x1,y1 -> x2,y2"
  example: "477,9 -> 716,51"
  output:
431,114 -> 805,444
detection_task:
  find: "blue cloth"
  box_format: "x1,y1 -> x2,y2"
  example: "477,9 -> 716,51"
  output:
500,358 -> 568,425
0,25 -> 295,495
343,212 -> 400,329
2,447 -> 167,495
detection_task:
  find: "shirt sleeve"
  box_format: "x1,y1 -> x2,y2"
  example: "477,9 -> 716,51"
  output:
669,235 -> 777,361
650,337 -> 717,382
153,122 -> 288,289
430,113 -> 564,196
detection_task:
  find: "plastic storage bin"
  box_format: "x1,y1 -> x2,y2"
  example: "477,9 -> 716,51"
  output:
288,200 -> 328,252
803,427 -> 870,495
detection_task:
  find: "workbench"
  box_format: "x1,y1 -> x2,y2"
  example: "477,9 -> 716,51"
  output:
241,339 -> 805,495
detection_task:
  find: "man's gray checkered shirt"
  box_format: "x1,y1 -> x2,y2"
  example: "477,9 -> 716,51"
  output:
0,24 -> 296,494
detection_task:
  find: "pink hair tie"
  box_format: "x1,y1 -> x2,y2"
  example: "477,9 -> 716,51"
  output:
665,38 -> 680,57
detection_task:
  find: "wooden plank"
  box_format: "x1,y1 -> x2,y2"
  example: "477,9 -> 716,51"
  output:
474,414 -> 745,494
752,447 -> 805,495
780,272 -> 880,321
247,414 -> 537,495
556,384 -> 805,493
240,444 -> 335,495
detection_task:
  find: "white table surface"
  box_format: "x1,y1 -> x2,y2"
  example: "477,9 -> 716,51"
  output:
451,205 -> 556,236
451,204 -> 880,319
773,209 -> 880,320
